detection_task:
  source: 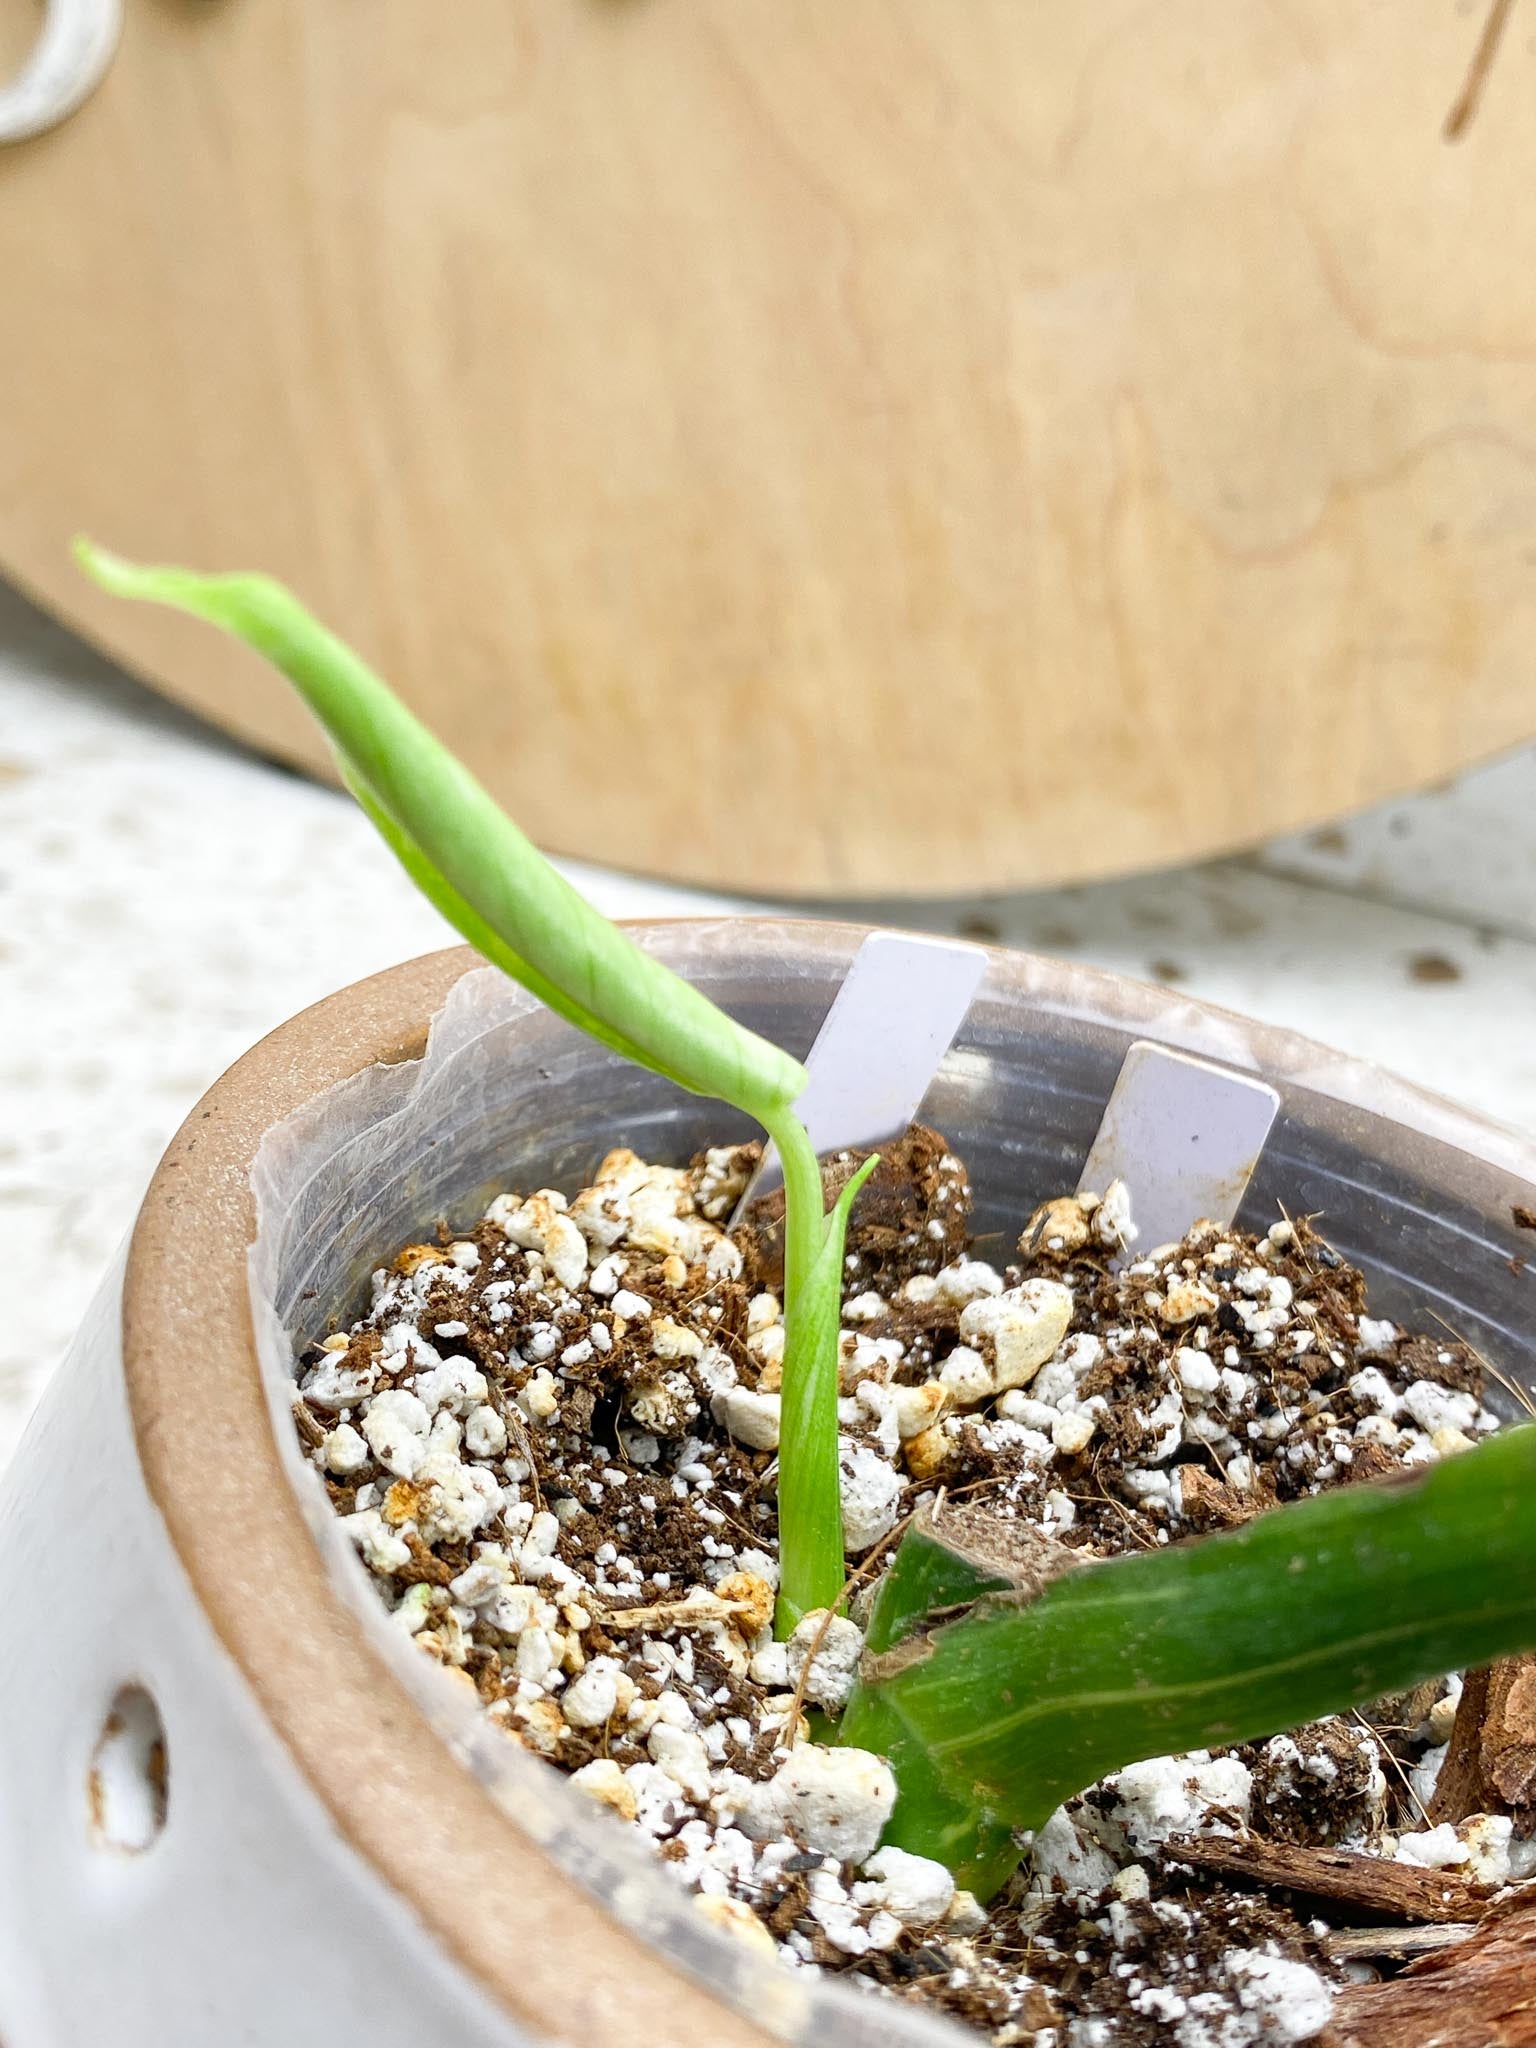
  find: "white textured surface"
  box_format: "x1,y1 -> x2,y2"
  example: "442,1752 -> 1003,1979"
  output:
4,574 -> 1535,1462
1262,754 -> 1536,940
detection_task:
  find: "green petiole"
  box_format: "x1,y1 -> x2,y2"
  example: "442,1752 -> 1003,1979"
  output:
769,1136 -> 881,1633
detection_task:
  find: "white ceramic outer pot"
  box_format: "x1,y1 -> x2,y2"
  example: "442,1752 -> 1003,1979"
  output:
2,920 -> 1534,2048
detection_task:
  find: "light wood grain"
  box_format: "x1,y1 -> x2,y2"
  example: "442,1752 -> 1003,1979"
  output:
3,1 -> 1536,896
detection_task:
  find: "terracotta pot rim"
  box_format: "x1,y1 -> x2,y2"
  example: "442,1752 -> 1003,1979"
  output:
119,919 -> 1536,2045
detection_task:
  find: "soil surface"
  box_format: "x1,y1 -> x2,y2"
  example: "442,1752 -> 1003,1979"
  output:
291,1128 -> 1536,2047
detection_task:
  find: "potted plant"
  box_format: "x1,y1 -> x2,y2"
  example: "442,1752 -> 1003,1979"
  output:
0,549 -> 1530,2048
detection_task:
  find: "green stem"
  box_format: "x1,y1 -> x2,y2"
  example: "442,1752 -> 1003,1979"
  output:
765,1114 -> 883,1638
770,1108 -> 828,1311
770,1114 -> 831,1615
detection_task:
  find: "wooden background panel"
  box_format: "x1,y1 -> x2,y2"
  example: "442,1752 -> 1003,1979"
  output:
2,0 -> 1535,897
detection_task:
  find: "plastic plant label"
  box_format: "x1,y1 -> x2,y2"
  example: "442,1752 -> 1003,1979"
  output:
1078,1040 -> 1280,1257
738,930 -> 988,1206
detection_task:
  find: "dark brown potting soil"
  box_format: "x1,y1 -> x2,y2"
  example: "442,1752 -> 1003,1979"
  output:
290,1127 -> 1536,2048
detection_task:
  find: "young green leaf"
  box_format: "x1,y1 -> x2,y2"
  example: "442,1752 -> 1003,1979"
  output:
840,1423 -> 1536,1895
74,540 -> 806,1120
77,537 -> 858,1644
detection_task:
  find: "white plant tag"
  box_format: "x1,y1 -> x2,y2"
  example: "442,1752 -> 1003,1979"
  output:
1078,1040 -> 1280,1258
737,930 -> 988,1207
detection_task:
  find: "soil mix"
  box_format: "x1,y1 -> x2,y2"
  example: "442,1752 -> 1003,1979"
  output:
290,1127 -> 1536,2048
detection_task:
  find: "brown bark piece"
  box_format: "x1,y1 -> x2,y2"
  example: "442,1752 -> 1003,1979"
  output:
1430,1663 -> 1496,1824
1323,1923 -> 1473,1966
1346,1440 -> 1405,1487
1486,1657 -> 1536,1814
1430,1656 -> 1536,1825
1326,1888 -> 1536,2048
1363,1676 -> 1443,1739
1177,1465 -> 1273,1530
1166,1834 -> 1488,1923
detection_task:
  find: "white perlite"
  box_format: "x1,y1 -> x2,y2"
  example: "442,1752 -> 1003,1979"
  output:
320,1421 -> 369,1475
1394,1821 -> 1467,1870
786,1611 -> 865,1713
854,1846 -> 955,1926
1225,1950 -> 1334,2044
1027,1807 -> 1120,1897
560,1657 -> 627,1730
958,1279 -> 1074,1393
736,1746 -> 896,1865
1094,1752 -> 1253,1855
360,1387 -> 430,1477
838,1439 -> 905,1551
714,1385 -> 781,1451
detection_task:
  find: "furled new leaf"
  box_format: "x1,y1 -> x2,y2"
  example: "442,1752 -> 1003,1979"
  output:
74,541 -> 806,1120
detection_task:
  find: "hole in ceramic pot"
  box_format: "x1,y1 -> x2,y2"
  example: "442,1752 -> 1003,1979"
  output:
87,1685 -> 168,1852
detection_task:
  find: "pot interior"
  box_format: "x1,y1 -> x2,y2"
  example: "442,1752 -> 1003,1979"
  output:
244,921 -> 1536,2046
265,923 -> 1536,1410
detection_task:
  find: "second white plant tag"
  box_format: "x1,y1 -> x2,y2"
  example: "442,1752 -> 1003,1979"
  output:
1078,1040 -> 1280,1258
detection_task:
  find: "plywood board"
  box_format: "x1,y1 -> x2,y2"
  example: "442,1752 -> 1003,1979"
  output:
3,0 -> 1536,896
